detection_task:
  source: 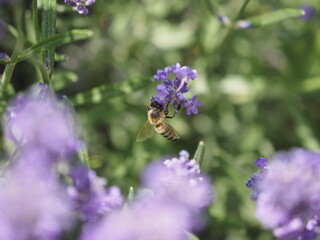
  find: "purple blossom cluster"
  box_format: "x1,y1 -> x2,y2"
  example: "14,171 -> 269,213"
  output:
246,148 -> 320,240
5,84 -> 79,160
0,84 -> 124,239
68,164 -> 124,223
64,0 -> 95,15
81,150 -> 214,240
152,63 -> 202,115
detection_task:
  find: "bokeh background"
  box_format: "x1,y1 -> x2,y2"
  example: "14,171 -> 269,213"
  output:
1,0 -> 320,239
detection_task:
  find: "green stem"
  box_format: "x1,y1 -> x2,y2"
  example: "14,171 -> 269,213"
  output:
201,0 -> 218,17
32,0 -> 41,42
0,1 -> 25,93
235,0 -> 250,20
28,58 -> 50,84
42,0 -> 57,80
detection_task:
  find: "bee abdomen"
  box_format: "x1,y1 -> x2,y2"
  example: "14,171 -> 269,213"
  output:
155,122 -> 180,141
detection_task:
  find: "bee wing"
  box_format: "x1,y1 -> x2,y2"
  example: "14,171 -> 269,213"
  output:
136,120 -> 154,142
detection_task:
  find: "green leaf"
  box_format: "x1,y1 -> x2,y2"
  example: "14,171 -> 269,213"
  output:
193,141 -> 205,165
73,77 -> 151,106
41,0 -> 57,75
18,29 -> 93,62
32,0 -> 41,42
127,187 -> 135,203
185,231 -> 200,240
247,9 -> 304,27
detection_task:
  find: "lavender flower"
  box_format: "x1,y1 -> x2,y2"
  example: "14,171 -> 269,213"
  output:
247,148 -> 320,240
5,84 -> 80,159
300,5 -> 316,21
68,164 -> 124,223
152,63 -> 201,115
80,150 -> 213,240
64,0 -> 95,15
81,203 -> 191,240
184,95 -> 202,115
0,52 -> 10,63
0,165 -> 73,240
217,15 -> 231,25
235,20 -> 253,29
246,157 -> 268,200
142,150 -> 213,211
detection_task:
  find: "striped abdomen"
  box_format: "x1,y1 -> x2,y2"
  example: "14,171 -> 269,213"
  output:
155,121 -> 180,141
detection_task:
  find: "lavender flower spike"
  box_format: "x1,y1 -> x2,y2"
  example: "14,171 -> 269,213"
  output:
68,164 -> 124,223
142,150 -> 213,211
64,0 -> 95,15
152,63 -> 201,115
0,165 -> 73,240
81,150 -> 213,240
81,203 -> 191,240
5,84 -> 80,159
247,148 -> 320,240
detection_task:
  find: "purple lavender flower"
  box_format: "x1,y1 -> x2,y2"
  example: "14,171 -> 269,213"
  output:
217,15 -> 231,25
184,95 -> 202,115
64,0 -> 95,15
235,20 -> 253,29
0,165 -> 73,240
247,148 -> 320,240
68,164 -> 124,223
80,150 -> 213,240
80,203 -> 191,240
0,52 -> 10,63
246,157 -> 268,200
152,63 -> 201,115
5,84 -> 80,158
300,5 -> 316,21
142,150 -> 213,211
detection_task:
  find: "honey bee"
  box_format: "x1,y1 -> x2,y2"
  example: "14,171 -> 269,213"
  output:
136,101 -> 182,142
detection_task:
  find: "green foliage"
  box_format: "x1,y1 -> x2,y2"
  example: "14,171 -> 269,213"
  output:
193,141 -> 205,165
41,0 -> 57,74
248,8 -> 304,27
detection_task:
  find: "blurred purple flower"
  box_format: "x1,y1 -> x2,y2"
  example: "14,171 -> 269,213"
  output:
81,203 -> 191,240
246,157 -> 268,200
64,0 -> 95,15
80,150 -> 213,240
217,15 -> 231,25
235,20 -> 253,29
68,164 -> 124,223
0,165 -> 73,240
142,150 -> 213,211
247,148 -> 320,240
0,52 -> 10,63
184,95 -> 202,115
300,5 -> 316,21
152,63 -> 201,115
5,85 -> 80,158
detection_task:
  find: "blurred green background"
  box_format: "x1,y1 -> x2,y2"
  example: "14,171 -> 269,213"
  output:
1,0 -> 320,239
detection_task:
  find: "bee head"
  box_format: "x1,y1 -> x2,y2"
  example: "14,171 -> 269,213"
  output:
150,100 -> 163,110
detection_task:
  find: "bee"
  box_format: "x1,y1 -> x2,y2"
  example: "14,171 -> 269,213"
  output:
136,101 -> 183,142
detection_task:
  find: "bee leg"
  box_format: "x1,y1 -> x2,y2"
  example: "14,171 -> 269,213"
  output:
165,100 -> 184,119
164,103 -> 170,115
